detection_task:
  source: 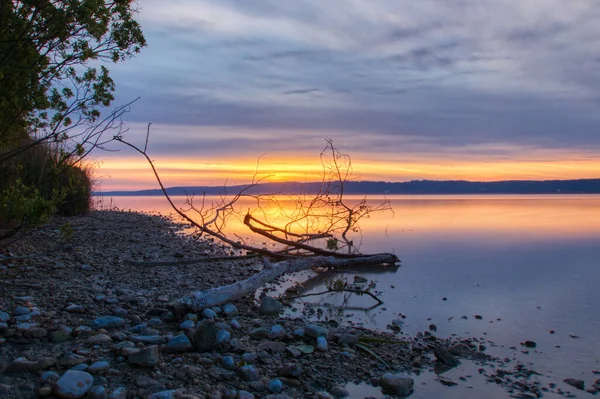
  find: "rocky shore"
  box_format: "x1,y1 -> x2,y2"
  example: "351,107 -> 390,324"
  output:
0,210 -> 578,398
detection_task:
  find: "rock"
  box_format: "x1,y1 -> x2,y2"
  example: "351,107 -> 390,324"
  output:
263,395 -> 293,399
87,360 -> 110,374
81,264 -> 95,271
41,370 -> 60,384
180,320 -> 194,330
329,385 -> 350,397
564,378 -> 585,390
258,341 -> 286,353
190,319 -> 218,352
278,363 -> 302,378
237,365 -> 260,381
229,319 -> 241,330
53,370 -> 94,399
250,327 -> 269,339
128,345 -> 160,368
0,322 -> 7,333
222,303 -> 239,317
292,328 -> 305,338
15,322 -> 47,338
107,387 -> 127,399
14,305 -> 31,316
295,344 -> 314,355
86,385 -> 107,399
380,373 -> 414,397
523,340 -> 537,348
216,330 -> 231,346
39,386 -> 53,397
59,353 -> 88,367
305,324 -> 328,338
221,355 -> 235,370
92,316 -> 125,330
201,308 -> 217,320
166,334 -> 193,353
317,392 -> 334,399
268,324 -> 286,340
148,390 -> 181,399
51,325 -> 73,342
71,364 -> 88,371
87,334 -> 112,344
236,391 -> 255,399
65,304 -> 86,313
130,335 -> 166,345
285,346 -> 302,358
316,336 -> 328,352
259,297 -> 282,316
0,311 -> 9,322
242,352 -> 258,363
9,356 -> 55,372
434,346 -> 460,367
338,333 -> 358,346
268,379 -> 283,393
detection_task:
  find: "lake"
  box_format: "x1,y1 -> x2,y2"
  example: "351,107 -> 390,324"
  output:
100,194 -> 600,398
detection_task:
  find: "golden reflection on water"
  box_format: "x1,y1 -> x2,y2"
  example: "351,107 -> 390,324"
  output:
99,195 -> 600,239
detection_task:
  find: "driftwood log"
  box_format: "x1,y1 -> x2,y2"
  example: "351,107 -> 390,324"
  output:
178,253 -> 399,311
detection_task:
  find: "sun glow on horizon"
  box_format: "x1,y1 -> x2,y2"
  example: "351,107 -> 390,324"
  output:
95,153 -> 600,191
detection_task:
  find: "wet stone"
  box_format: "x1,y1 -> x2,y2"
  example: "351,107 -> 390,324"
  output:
259,297 -> 282,316
166,334 -> 193,353
53,370 -> 94,399
238,365 -> 260,381
128,345 -> 160,368
92,316 -> 125,330
222,303 -> 239,317
305,324 -> 329,338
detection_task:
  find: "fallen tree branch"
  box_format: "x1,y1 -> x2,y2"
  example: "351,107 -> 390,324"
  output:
178,253 -> 399,311
285,288 -> 383,305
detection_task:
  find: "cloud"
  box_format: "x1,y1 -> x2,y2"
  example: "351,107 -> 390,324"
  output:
105,0 -> 600,167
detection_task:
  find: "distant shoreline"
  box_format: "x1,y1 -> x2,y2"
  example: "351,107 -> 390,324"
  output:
97,178 -> 600,196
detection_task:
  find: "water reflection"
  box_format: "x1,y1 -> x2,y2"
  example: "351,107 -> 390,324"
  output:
104,194 -> 600,386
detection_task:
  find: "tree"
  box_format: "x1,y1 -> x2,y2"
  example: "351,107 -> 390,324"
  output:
0,0 -> 145,153
0,0 -> 145,239
117,132 -> 399,312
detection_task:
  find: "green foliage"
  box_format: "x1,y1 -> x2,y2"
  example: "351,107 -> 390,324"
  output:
0,0 -> 146,150
0,0 -> 145,238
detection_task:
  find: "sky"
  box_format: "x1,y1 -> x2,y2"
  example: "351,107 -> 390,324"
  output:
97,0 -> 600,191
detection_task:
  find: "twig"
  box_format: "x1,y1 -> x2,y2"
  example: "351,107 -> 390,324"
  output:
285,288 -> 384,305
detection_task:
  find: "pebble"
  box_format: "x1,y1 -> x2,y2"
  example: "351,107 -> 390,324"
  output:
305,324 -> 329,338
130,335 -> 166,345
221,355 -> 235,370
191,320 -> 219,352
237,391 -> 255,399
14,305 -> 31,316
0,311 -> 9,322
128,345 -> 161,368
166,334 -> 193,353
87,334 -> 112,344
238,365 -> 260,381
41,370 -> 60,383
53,370 -> 94,398
216,329 -> 231,345
380,373 -> 414,397
87,360 -> 110,374
202,308 -> 217,319
259,296 -> 282,316
180,320 -> 195,329
268,324 -> 286,340
268,379 -> 284,393
92,316 -> 125,330
316,336 -> 328,352
107,387 -> 127,399
65,304 -> 86,313
86,385 -> 107,399
229,319 -> 241,330
223,303 -> 239,317
329,385 -> 350,397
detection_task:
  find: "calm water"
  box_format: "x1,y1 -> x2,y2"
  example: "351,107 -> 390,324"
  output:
101,194 -> 600,398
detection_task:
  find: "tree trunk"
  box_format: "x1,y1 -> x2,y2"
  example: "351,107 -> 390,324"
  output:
178,253 -> 399,311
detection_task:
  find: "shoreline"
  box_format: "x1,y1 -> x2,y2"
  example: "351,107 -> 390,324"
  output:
0,210 -> 583,398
